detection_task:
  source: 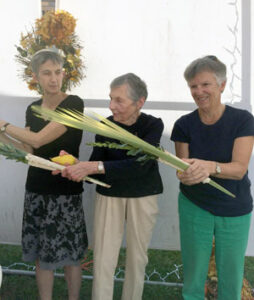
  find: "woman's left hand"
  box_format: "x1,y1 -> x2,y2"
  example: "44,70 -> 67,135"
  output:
52,150 -> 79,175
177,158 -> 214,185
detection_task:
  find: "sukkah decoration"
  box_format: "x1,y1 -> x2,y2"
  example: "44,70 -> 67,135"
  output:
0,142 -> 109,188
15,10 -> 84,94
205,241 -> 254,300
32,106 -> 235,198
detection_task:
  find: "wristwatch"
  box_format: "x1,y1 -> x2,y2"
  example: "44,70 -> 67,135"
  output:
215,162 -> 221,174
0,122 -> 10,133
97,161 -> 104,173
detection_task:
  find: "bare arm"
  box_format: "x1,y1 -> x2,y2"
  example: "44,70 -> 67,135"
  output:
213,136 -> 254,180
174,136 -> 254,185
0,127 -> 33,153
0,120 -> 67,149
175,141 -> 189,159
174,141 -> 208,185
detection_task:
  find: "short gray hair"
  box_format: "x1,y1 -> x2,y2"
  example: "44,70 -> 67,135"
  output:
31,48 -> 64,75
184,55 -> 227,85
110,73 -> 148,102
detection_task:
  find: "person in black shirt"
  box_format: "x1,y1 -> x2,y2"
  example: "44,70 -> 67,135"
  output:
61,73 -> 164,300
0,49 -> 87,300
171,56 -> 254,300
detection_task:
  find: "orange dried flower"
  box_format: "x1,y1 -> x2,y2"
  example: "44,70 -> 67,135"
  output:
35,10 -> 76,46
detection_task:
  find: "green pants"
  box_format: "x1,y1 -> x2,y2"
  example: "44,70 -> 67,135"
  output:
178,192 -> 251,300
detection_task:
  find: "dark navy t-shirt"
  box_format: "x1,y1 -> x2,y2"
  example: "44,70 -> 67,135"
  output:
89,113 -> 164,197
171,105 -> 254,216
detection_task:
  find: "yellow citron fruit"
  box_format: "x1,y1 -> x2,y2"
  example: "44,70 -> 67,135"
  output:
51,154 -> 76,165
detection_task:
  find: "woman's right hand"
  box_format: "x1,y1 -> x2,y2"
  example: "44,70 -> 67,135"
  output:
177,158 -> 213,185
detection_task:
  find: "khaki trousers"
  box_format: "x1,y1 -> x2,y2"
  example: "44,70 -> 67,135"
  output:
92,193 -> 159,300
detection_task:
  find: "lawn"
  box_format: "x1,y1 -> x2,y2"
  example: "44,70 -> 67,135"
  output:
0,244 -> 253,299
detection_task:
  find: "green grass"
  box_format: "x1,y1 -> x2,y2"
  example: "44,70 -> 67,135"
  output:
0,244 -> 253,300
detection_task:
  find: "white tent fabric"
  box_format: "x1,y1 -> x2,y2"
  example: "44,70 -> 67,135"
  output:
57,0 -> 241,103
0,0 -> 41,97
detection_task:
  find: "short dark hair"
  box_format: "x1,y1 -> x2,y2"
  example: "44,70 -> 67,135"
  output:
110,73 -> 148,102
31,48 -> 64,75
184,55 -> 227,84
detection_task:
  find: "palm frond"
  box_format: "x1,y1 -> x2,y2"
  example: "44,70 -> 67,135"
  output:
32,106 -> 235,198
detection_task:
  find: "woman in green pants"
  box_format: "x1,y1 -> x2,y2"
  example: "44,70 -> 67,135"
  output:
171,55 -> 254,300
